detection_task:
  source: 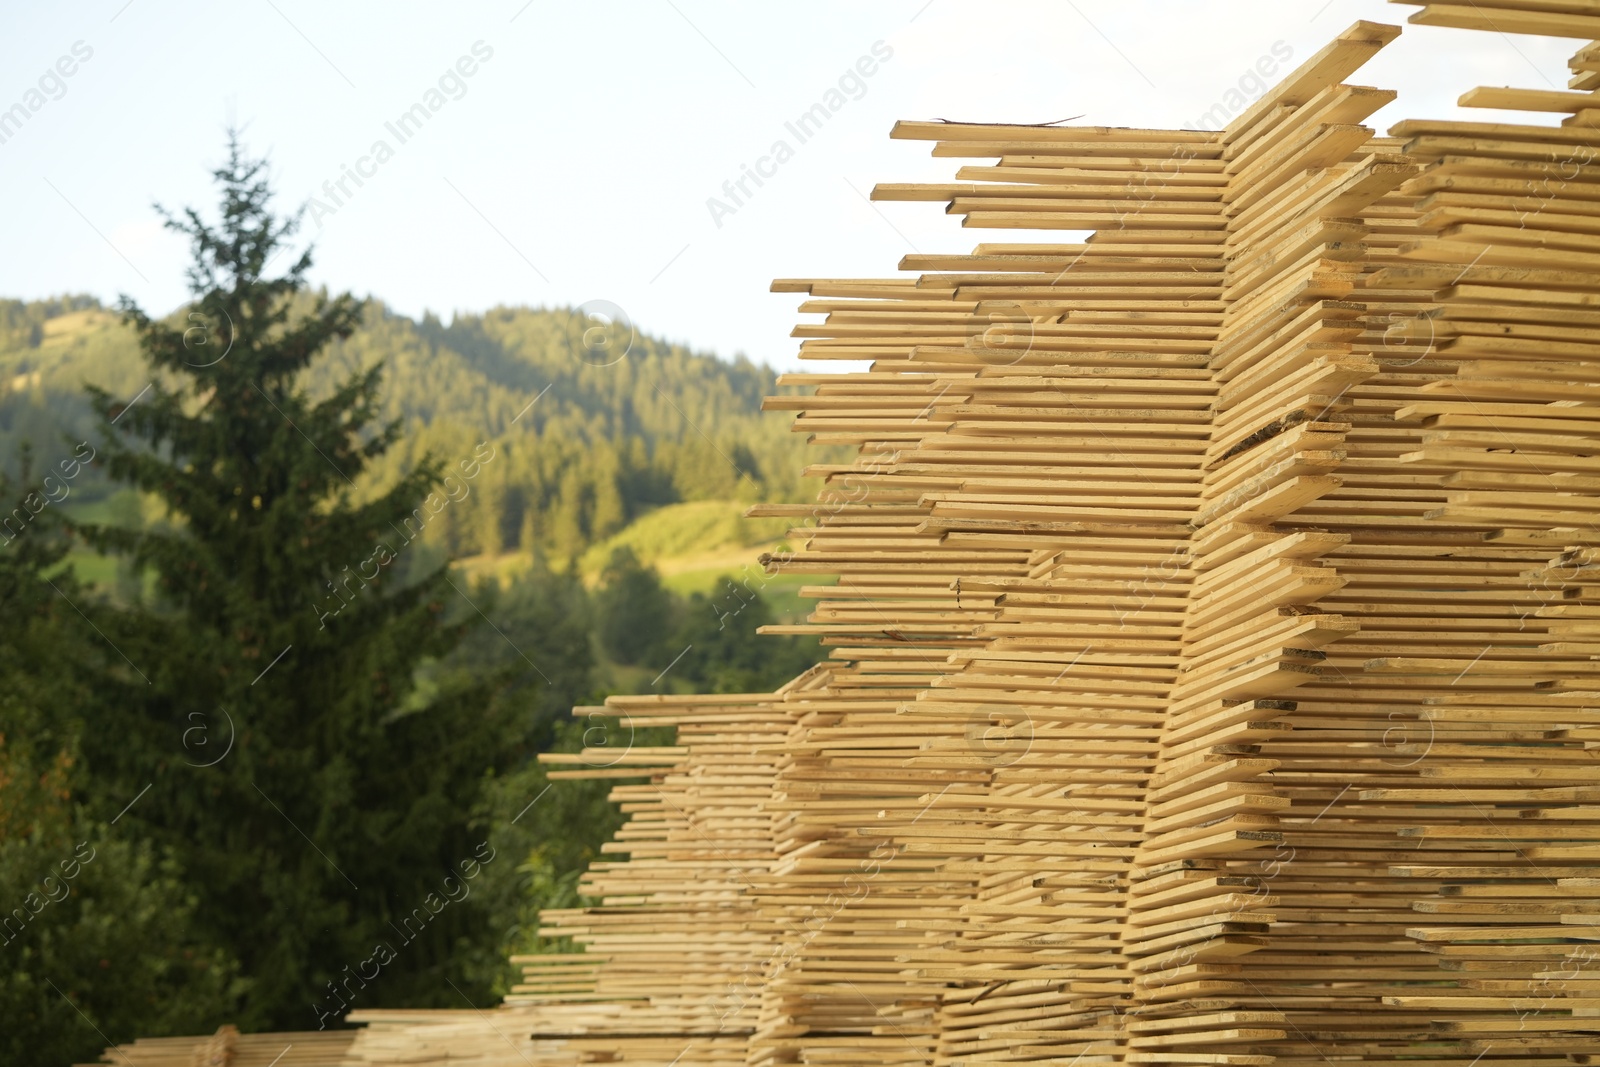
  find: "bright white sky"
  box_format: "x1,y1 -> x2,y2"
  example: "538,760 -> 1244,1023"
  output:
0,1 -> 1577,370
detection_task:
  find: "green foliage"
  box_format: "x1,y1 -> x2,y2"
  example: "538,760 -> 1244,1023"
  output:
593,546 -> 675,666
0,763 -> 242,1067
0,480 -> 239,1064
70,137 -> 513,1032
468,717 -> 635,980
590,546 -> 819,691
448,557 -> 596,751
672,580 -> 820,694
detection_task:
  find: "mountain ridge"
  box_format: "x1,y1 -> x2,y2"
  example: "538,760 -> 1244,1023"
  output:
0,294 -> 822,562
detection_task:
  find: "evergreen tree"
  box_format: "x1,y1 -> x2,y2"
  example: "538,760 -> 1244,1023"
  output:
550,465 -> 587,557
475,462 -> 507,556
74,136 -> 510,1031
592,546 -> 673,666
672,576 -> 819,693
518,501 -> 538,554
588,441 -> 626,540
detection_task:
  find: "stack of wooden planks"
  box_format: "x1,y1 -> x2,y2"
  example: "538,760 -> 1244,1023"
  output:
87,7 -> 1600,1066
76,1027 -> 356,1066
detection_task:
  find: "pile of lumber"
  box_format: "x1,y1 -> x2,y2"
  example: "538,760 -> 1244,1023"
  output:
88,5 -> 1600,1065
78,1027 -> 355,1066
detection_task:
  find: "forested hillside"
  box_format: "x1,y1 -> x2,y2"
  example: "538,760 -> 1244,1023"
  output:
0,295 -> 812,561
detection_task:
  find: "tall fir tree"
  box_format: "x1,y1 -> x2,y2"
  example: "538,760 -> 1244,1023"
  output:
75,136 -> 511,1031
